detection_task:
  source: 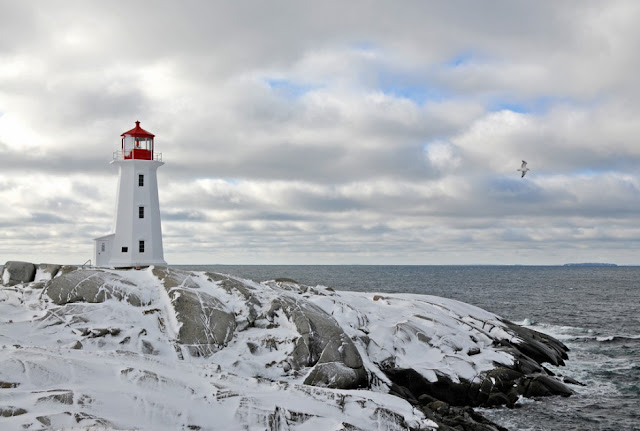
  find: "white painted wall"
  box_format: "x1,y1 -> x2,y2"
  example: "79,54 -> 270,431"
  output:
94,158 -> 166,267
93,234 -> 114,266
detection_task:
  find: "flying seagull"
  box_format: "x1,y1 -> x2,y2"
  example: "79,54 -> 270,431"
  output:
517,160 -> 530,178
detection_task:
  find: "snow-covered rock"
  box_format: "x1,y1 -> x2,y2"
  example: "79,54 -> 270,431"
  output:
1,261 -> 36,286
34,263 -> 61,282
266,293 -> 367,389
45,269 -> 150,306
0,263 -> 576,430
153,267 -> 237,357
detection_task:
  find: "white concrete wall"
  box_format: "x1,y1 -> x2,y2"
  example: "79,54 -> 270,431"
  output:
93,234 -> 114,267
106,159 -> 166,267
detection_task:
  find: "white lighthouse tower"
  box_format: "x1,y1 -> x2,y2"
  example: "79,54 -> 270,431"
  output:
93,121 -> 167,268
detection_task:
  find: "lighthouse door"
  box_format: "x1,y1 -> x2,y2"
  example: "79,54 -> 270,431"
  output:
94,236 -> 113,267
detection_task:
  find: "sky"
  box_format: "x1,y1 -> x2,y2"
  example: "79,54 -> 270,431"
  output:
2,1 -> 640,265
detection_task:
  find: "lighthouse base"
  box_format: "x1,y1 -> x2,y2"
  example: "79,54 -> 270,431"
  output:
93,234 -> 166,268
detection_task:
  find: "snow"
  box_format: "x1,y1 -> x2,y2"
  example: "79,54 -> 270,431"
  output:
0,267 -> 525,430
309,291 -> 514,383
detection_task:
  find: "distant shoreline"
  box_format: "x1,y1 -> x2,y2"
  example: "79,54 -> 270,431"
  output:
172,263 -> 627,267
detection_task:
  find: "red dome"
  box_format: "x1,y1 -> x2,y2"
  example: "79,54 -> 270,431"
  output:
121,121 -> 155,139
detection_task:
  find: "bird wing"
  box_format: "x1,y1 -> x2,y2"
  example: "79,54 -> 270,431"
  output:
521,170 -> 526,178
521,160 -> 527,168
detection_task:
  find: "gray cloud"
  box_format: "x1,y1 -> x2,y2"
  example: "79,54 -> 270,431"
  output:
2,1 -> 640,265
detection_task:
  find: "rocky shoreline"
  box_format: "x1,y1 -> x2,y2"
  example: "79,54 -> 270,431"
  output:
1,260 -> 580,430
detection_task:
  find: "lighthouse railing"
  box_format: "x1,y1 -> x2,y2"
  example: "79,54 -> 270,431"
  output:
113,151 -> 162,162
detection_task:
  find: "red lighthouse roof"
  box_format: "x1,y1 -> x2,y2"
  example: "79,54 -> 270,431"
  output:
121,121 -> 155,139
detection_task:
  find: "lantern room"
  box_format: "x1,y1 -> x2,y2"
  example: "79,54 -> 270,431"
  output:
119,121 -> 156,160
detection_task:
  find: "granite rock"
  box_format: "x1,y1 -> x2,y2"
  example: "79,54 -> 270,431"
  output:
44,269 -> 144,306
153,267 -> 237,357
2,261 -> 36,286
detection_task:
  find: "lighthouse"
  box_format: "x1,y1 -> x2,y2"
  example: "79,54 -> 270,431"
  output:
93,121 -> 167,268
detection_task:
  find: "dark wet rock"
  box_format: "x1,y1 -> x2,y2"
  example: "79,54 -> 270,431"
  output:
509,350 -> 545,375
2,261 -> 36,286
486,392 -> 511,407
385,362 -> 573,411
44,270 -> 144,306
389,382 -> 419,405
501,319 -> 569,366
422,402 -> 509,431
524,374 -> 573,398
385,368 -> 473,406
0,381 -> 19,389
562,375 -> 586,386
523,378 -> 552,397
486,368 -> 524,389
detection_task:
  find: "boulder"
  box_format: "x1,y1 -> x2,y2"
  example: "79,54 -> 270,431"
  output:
2,261 -> 36,286
501,320 -> 569,366
384,368 -> 473,406
44,269 -> 144,306
153,267 -> 237,357
152,266 -> 199,290
0,406 -> 28,417
35,263 -> 62,281
304,361 -> 367,390
267,295 -> 368,389
205,272 -> 262,330
525,374 -> 573,398
58,265 -> 79,275
385,364 -> 573,409
421,402 -> 509,431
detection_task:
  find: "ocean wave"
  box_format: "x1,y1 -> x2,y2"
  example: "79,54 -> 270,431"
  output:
517,320 -> 594,340
517,320 -> 640,345
596,335 -> 640,343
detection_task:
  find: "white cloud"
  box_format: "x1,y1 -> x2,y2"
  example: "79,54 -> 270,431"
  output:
2,1 -> 640,265
423,141 -> 461,172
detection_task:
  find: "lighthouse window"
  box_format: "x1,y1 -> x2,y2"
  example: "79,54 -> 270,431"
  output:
101,243 -> 105,252
121,247 -> 128,253
138,174 -> 144,187
139,206 -> 144,219
139,240 -> 145,253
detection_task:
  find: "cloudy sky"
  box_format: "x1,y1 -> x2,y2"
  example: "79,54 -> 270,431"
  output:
2,1 -> 640,265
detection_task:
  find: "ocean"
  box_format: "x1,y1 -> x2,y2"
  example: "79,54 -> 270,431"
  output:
175,265 -> 640,431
